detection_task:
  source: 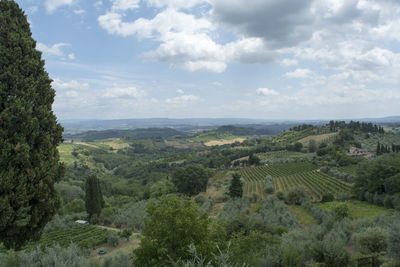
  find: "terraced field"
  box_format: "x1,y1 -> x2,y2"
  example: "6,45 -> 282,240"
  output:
239,162 -> 352,200
26,225 -> 109,250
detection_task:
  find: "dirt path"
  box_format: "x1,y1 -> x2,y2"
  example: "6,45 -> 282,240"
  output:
96,225 -> 122,232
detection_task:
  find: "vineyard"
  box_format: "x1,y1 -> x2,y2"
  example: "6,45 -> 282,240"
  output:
239,162 -> 352,200
26,225 -> 108,250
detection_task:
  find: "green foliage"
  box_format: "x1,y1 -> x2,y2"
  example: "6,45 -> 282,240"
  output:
0,243 -> 90,267
321,193 -> 335,203
229,173 -> 243,198
230,230 -> 279,266
62,199 -> 86,214
284,187 -> 308,205
354,153 -> 400,198
355,227 -> 388,254
172,165 -> 210,196
119,229 -> 132,240
85,175 -> 105,221
264,175 -> 274,194
150,178 -> 176,198
114,200 -> 147,229
106,231 -> 120,247
388,223 -> 400,260
0,0 -> 64,249
332,203 -> 349,220
102,253 -> 133,267
133,195 -> 216,266
25,225 -> 108,249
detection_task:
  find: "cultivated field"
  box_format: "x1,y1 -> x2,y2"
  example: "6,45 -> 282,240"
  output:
239,163 -> 352,200
297,132 -> 338,145
204,137 -> 246,146
26,225 -> 108,250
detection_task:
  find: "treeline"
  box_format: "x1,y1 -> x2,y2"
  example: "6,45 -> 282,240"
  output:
377,142 -> 400,155
354,153 -> 400,209
65,128 -> 186,141
328,120 -> 384,134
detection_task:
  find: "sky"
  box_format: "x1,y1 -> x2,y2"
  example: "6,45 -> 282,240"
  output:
16,0 -> 400,120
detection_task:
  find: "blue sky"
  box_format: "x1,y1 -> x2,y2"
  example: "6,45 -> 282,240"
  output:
17,0 -> 400,120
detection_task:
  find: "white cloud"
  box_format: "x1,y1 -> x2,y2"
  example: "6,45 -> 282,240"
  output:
145,0 -> 204,9
176,89 -> 184,94
52,78 -> 89,90
102,86 -> 146,98
256,88 -> 279,96
36,43 -> 70,57
165,94 -> 201,104
211,81 -> 222,86
281,58 -> 298,66
45,0 -> 74,13
94,1 -> 103,10
111,0 -> 140,11
68,53 -> 75,60
284,68 -> 314,78
73,9 -> 85,15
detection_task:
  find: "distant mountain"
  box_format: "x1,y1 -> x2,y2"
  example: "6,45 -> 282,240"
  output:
60,116 -> 400,134
64,128 -> 186,141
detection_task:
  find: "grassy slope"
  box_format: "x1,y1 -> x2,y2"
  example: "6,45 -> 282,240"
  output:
317,200 -> 389,219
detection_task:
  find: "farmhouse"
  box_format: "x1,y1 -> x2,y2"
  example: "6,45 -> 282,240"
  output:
347,147 -> 373,159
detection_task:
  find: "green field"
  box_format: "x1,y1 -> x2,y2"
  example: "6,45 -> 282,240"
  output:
317,200 -> 389,219
58,143 -> 78,166
240,163 -> 352,200
26,225 -> 109,250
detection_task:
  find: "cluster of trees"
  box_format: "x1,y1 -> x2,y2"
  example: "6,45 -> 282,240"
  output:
354,153 -> 400,209
290,124 -> 314,131
376,142 -> 400,155
328,120 -> 384,134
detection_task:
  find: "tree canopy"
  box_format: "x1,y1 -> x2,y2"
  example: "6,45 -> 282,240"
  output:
85,175 -> 104,222
133,195 -> 215,266
171,165 -> 210,196
0,0 -> 64,249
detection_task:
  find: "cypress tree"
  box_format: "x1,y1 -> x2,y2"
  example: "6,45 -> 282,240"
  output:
85,175 -> 104,222
0,0 -> 64,249
229,173 -> 243,198
376,142 -> 381,155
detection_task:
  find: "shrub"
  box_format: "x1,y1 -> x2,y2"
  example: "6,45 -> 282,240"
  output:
321,193 -> 334,203
355,227 -> 388,254
102,254 -> 133,267
107,231 -> 120,247
333,203 -> 349,220
388,224 -> 400,260
285,187 -> 307,205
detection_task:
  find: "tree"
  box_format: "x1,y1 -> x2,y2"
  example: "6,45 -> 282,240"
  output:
133,195 -> 215,266
172,165 -> 210,196
85,175 -> 104,222
229,173 -> 243,198
0,1 -> 64,249
248,153 -> 260,165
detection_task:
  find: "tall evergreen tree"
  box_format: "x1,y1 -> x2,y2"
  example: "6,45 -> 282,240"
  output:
0,0 -> 64,249
229,173 -> 243,198
85,175 -> 104,221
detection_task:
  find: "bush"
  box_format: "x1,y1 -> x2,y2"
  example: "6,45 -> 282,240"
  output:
333,203 -> 349,220
355,227 -> 388,254
285,187 -> 307,205
102,254 -> 133,267
107,231 -> 120,247
388,224 -> 400,260
133,195 -> 216,266
321,193 -> 334,203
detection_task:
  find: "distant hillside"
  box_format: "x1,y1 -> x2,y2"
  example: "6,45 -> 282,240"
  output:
215,125 -> 291,136
64,128 -> 186,141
